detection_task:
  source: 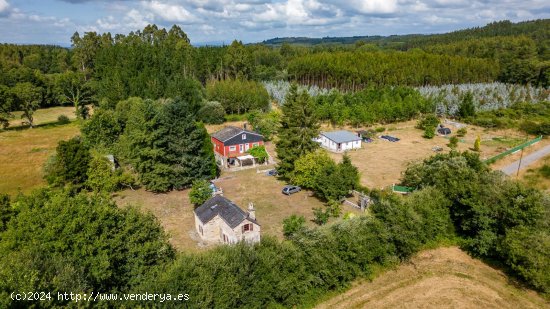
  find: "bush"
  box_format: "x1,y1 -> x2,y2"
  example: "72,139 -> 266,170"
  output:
283,215 -> 306,238
416,114 -> 439,130
247,145 -> 269,164
456,127 -> 467,137
447,136 -> 459,149
423,127 -> 435,139
57,114 -> 70,124
189,179 -> 212,208
44,136 -> 91,189
375,127 -> 386,133
312,207 -> 330,225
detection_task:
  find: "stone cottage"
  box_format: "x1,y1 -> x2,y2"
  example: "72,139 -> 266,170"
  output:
194,195 -> 260,244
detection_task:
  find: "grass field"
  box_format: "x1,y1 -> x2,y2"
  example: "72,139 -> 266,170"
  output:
113,161 -> 363,252
9,106 -> 78,128
316,246 -> 549,309
0,122 -> 80,194
520,154 -> 550,192
324,121 -> 531,189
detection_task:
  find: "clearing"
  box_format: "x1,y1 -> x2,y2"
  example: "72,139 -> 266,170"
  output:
8,106 -> 78,128
114,159 -> 351,252
0,123 -> 80,195
324,120 -> 543,189
316,246 -> 549,309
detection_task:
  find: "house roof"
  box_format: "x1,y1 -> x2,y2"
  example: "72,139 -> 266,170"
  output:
194,195 -> 258,228
321,130 -> 361,143
211,126 -> 263,143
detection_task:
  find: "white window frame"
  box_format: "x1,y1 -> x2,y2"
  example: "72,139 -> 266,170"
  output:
239,144 -> 244,153
253,142 -> 259,147
229,145 -> 236,151
242,134 -> 246,140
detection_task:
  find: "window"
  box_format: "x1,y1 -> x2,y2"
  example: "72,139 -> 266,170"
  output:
253,142 -> 259,147
199,225 -> 203,236
229,145 -> 236,151
239,144 -> 244,153
242,223 -> 253,233
242,134 -> 246,140
222,233 -> 228,243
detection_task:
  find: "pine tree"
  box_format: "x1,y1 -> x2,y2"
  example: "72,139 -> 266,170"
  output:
275,84 -> 320,178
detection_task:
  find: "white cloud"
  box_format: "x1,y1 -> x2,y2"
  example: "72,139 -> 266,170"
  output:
143,0 -> 198,23
0,0 -> 8,13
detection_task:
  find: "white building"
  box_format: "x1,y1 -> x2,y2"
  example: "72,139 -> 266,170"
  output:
194,195 -> 260,245
317,130 -> 362,152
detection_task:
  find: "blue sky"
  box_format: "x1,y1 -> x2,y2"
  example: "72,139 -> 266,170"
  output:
0,0 -> 548,46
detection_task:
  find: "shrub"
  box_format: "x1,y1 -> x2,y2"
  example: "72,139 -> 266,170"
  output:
375,127 -> 386,133
416,114 -> 439,130
312,207 -> 330,225
474,135 -> 481,152
283,215 -> 306,238
189,179 -> 212,208
456,127 -> 467,137
423,127 -> 435,139
447,136 -> 459,149
57,114 -> 70,124
247,145 -> 269,164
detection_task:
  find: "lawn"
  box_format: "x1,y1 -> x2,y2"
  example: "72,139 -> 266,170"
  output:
0,122 -> 81,195
520,154 -> 550,192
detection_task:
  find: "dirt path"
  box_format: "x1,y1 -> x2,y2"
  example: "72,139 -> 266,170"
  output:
316,247 -> 549,309
500,144 -> 550,176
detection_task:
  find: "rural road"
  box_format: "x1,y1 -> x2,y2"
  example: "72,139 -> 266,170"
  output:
500,144 -> 550,176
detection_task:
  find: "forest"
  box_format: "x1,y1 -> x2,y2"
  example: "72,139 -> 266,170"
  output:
1,19 -> 549,307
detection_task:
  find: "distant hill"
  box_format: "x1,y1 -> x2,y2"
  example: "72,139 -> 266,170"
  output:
260,19 -> 550,50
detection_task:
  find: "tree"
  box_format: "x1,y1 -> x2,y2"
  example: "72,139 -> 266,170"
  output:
312,207 -> 330,225
282,215 -> 306,238
458,91 -> 476,119
189,179 -> 212,208
198,101 -> 225,124
247,110 -> 281,141
86,154 -> 134,193
291,150 -> 334,189
0,194 -> 13,232
0,189 -> 174,306
0,85 -> 14,129
81,108 -> 122,149
44,136 -> 91,188
474,135 -> 481,152
247,145 -> 269,164
11,82 -> 42,128
275,84 -> 320,178
55,71 -> 95,118
314,154 -> 359,201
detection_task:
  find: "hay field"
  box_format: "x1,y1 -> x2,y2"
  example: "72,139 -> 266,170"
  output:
316,246 -> 549,309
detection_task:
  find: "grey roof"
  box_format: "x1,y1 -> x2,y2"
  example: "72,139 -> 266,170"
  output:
194,195 -> 258,228
321,130 -> 361,143
211,126 -> 262,142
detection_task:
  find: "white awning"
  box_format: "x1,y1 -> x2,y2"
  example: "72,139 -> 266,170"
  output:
236,155 -> 255,161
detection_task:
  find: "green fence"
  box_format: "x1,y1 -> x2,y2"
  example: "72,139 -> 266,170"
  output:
484,135 -> 543,164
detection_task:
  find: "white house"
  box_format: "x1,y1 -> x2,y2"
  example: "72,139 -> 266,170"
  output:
317,130 -> 362,152
194,195 -> 260,245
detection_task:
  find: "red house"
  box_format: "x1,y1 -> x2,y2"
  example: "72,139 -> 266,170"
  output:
211,126 -> 264,168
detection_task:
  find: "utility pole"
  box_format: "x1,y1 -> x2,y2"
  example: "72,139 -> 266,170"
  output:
516,147 -> 524,178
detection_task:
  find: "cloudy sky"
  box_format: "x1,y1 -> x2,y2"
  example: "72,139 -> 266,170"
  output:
0,0 -> 548,46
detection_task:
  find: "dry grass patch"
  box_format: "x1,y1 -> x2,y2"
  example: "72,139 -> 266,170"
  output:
316,246 -> 549,309
324,121 -> 532,189
0,123 -> 80,195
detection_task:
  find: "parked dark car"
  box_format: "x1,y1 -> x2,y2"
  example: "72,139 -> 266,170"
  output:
362,137 -> 373,143
265,169 -> 278,176
282,185 -> 301,195
380,135 -> 400,142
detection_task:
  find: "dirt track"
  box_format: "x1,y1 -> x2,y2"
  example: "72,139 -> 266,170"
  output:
316,247 -> 549,309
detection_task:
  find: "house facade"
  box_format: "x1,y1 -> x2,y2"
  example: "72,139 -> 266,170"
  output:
317,130 -> 362,152
194,195 -> 260,245
211,126 -> 264,168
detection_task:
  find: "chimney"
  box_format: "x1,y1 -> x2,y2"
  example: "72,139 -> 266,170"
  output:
248,202 -> 255,220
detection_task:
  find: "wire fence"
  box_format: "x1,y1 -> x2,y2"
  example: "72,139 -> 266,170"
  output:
484,135 -> 543,164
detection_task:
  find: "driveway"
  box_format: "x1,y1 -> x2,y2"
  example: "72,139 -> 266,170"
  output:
500,144 -> 550,176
